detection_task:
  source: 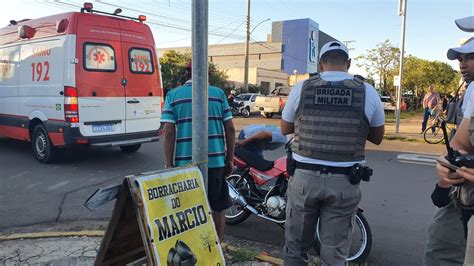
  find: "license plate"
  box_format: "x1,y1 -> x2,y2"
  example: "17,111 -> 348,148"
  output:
92,124 -> 116,133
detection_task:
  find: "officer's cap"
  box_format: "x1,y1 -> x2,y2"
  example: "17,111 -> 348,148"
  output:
447,37 -> 474,60
319,41 -> 349,60
455,16 -> 474,32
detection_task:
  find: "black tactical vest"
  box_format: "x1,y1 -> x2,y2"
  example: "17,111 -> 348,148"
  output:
292,74 -> 370,162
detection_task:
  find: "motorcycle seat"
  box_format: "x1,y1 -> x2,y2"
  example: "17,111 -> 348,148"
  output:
235,147 -> 274,171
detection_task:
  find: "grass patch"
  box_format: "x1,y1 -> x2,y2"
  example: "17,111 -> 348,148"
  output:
385,109 -> 423,123
225,246 -> 259,263
383,134 -> 426,143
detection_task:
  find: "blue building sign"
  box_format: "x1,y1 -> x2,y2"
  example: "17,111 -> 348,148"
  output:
272,18 -> 320,75
309,30 -> 317,63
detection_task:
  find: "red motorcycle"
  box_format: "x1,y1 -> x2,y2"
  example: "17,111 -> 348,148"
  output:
226,146 -> 372,263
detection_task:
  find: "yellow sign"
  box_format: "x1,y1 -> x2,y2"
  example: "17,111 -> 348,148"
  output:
136,166 -> 225,266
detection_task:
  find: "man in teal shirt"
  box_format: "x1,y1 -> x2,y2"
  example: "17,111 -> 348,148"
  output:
161,62 -> 235,240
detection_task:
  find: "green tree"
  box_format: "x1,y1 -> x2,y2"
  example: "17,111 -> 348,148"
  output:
401,56 -> 458,96
159,50 -> 229,92
356,39 -> 400,94
159,50 -> 191,91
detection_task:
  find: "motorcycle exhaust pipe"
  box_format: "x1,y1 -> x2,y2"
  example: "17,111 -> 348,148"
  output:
226,180 -> 285,224
226,180 -> 251,208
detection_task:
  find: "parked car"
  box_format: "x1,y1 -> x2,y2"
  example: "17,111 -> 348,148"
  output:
381,96 -> 396,111
233,93 -> 260,117
254,86 -> 289,118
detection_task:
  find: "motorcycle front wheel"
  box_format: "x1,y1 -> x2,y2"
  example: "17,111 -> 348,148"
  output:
313,210 -> 372,263
225,174 -> 251,225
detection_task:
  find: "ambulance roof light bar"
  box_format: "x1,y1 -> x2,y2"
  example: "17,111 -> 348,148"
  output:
80,2 -> 146,22
81,2 -> 93,12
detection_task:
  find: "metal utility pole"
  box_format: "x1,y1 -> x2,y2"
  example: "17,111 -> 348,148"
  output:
243,0 -> 251,92
396,0 -> 407,133
343,40 -> 356,51
192,0 -> 209,187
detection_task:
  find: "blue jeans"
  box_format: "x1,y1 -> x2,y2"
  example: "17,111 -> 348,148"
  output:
238,130 -> 264,157
422,107 -> 431,132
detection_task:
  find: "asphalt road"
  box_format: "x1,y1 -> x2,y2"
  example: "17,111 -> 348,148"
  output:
0,116 -> 445,265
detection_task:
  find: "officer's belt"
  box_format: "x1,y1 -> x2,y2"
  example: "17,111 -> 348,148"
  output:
295,161 -> 352,175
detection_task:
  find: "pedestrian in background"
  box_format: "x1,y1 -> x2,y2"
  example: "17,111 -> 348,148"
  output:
424,37 -> 474,266
161,60 -> 236,240
281,41 -> 385,265
421,85 -> 441,133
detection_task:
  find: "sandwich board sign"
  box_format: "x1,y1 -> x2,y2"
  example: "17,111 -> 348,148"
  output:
91,166 -> 225,266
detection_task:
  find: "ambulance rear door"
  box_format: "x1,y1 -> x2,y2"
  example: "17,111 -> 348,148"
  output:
76,16 -> 126,137
119,21 -> 161,134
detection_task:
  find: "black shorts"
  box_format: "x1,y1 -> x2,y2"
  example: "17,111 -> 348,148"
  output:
207,167 -> 232,212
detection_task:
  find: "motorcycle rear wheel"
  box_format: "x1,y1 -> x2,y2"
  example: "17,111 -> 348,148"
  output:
225,174 -> 251,225
313,210 -> 372,263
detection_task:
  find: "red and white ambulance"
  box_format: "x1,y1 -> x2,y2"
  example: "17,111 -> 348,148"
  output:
0,3 -> 163,163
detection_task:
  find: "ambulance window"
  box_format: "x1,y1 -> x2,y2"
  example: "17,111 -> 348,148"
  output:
129,48 -> 154,74
83,43 -> 116,72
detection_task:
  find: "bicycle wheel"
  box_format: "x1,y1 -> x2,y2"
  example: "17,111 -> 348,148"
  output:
424,126 -> 444,144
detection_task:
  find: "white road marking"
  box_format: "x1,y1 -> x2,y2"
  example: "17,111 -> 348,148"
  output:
8,171 -> 29,179
48,181 -> 69,190
397,153 -> 438,165
398,160 -> 436,167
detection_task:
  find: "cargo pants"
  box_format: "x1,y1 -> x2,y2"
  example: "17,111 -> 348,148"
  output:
283,168 -> 361,266
465,216 -> 474,264
423,202 -> 466,266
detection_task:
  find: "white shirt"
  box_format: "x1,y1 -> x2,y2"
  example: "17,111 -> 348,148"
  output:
282,71 -> 385,167
463,82 -> 474,118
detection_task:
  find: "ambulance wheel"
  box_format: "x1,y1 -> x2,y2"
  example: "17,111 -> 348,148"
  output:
263,112 -> 273,118
120,144 -> 142,153
32,124 -> 57,163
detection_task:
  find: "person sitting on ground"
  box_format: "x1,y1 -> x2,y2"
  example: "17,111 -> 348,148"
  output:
236,124 -> 287,158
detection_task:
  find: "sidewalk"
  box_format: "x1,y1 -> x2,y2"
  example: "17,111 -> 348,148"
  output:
0,231 -> 285,265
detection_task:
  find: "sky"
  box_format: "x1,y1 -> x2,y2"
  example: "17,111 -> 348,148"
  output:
1,0 -> 473,75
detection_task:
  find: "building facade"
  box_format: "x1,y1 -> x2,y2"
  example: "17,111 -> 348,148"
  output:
157,18 -> 339,92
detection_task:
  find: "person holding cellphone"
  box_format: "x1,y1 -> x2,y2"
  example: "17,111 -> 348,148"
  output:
425,36 -> 474,265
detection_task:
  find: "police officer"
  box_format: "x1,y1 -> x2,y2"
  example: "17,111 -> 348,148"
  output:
432,38 -> 474,265
281,41 -> 385,265
423,23 -> 474,266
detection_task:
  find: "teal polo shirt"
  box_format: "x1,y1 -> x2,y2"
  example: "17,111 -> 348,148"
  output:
160,82 -> 232,168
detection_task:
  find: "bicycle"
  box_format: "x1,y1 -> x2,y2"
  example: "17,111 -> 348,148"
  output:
424,112 -> 456,144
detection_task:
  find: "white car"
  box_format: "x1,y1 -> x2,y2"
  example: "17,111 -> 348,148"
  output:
234,93 -> 260,117
380,96 -> 396,111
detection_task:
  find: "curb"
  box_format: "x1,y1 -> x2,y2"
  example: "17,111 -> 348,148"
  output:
0,231 -> 283,265
0,230 -> 105,241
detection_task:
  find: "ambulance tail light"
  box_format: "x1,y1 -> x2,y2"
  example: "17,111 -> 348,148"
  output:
278,97 -> 284,109
64,86 -> 79,123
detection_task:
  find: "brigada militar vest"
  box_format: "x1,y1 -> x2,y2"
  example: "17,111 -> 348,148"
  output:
292,73 -> 370,162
